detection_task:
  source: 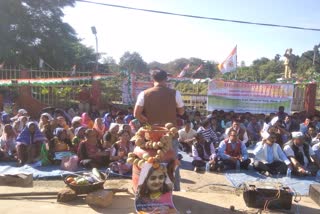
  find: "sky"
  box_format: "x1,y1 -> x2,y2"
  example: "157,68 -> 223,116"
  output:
63,0 -> 320,65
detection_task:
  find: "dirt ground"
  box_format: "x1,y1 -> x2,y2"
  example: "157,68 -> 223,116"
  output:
0,169 -> 319,213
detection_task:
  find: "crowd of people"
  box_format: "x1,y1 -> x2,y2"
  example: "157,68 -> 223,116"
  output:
184,106 -> 320,177
0,104 -> 320,179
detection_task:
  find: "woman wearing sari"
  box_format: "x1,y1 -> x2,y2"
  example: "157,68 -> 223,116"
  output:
81,112 -> 94,129
0,124 -> 17,161
93,118 -> 106,141
16,122 -> 47,166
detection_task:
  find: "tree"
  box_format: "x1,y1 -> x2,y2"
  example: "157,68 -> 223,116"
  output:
101,56 -> 120,73
119,51 -> 148,74
0,0 -> 95,69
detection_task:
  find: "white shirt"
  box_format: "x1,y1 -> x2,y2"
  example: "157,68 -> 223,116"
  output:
136,90 -> 184,108
178,128 -> 197,142
284,144 -> 315,167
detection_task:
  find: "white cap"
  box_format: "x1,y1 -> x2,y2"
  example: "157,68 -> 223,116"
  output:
292,132 -> 303,139
18,109 -> 28,114
71,116 -> 82,124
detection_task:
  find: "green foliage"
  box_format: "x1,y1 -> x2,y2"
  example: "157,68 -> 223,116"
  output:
100,73 -> 125,103
119,51 -> 148,74
0,0 -> 96,70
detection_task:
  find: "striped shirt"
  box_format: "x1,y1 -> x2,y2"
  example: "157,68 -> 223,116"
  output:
197,127 -> 219,145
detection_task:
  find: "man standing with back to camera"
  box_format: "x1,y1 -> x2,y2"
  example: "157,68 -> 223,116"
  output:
134,68 -> 185,191
134,68 -> 184,126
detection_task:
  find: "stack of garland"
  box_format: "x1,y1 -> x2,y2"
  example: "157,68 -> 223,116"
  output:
127,123 -> 178,168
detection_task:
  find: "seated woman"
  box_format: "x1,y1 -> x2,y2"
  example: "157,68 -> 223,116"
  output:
93,117 -> 106,142
109,130 -> 134,174
81,112 -> 94,129
49,127 -> 73,163
39,113 -> 53,132
13,116 -> 28,134
102,123 -> 119,150
136,162 -> 176,213
16,122 -> 47,166
0,124 -> 17,161
77,129 -> 109,169
72,126 -> 87,153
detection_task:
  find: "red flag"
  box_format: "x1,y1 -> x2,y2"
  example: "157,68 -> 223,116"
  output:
191,64 -> 203,77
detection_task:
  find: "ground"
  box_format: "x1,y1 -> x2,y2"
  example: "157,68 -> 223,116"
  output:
0,169 -> 319,213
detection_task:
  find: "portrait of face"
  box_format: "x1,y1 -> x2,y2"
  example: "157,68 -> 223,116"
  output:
146,169 -> 166,193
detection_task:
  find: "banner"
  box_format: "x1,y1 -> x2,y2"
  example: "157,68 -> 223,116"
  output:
207,80 -> 294,114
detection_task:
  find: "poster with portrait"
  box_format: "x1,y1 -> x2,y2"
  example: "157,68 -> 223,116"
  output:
135,162 -> 178,214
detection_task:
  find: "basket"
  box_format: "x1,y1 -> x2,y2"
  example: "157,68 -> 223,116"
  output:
64,172 -> 106,194
143,125 -> 169,141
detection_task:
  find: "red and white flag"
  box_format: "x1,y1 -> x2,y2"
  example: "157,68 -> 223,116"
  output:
0,62 -> 4,69
191,64 -> 203,77
71,64 -> 76,76
177,64 -> 190,78
218,46 -> 237,73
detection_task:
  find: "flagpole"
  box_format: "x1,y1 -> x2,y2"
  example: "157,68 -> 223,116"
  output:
235,45 -> 238,80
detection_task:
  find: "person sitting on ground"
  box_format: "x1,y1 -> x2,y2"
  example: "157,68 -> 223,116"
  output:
304,125 -> 319,146
0,124 -> 17,161
312,142 -> 320,162
192,132 -> 216,172
197,119 -> 219,146
1,112 -> 12,125
210,117 -> 224,140
284,115 -> 299,133
276,106 -> 288,122
192,111 -> 202,131
71,126 -> 86,153
13,116 -> 28,134
178,120 -> 197,154
38,113 -> 53,132
57,116 -> 74,141
69,116 -> 82,136
93,117 -> 106,142
81,112 -> 94,129
246,116 -> 262,143
77,129 -> 109,169
109,130 -> 134,175
102,123 -> 119,150
124,107 -> 134,124
300,117 -> 311,134
121,124 -> 133,138
49,127 -> 73,163
103,113 -> 113,131
16,122 -> 47,166
224,119 -> 249,147
253,132 -> 291,176
217,129 -> 251,170
89,105 -> 101,121
10,109 -> 28,122
283,132 -> 320,176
